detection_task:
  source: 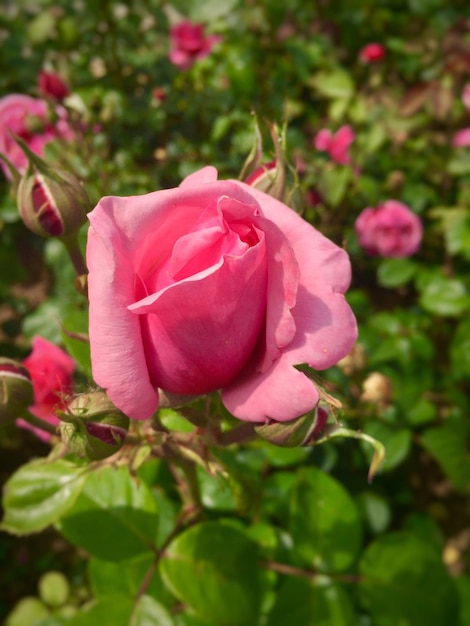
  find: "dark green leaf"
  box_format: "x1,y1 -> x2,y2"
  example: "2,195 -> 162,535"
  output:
420,417 -> 470,492
377,258 -> 417,288
359,532 -> 459,626
266,576 -> 357,626
289,467 -> 362,572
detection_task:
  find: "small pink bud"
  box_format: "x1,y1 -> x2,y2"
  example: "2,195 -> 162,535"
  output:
0,358 -> 34,425
38,70 -> 70,102
359,43 -> 386,63
59,390 -> 130,460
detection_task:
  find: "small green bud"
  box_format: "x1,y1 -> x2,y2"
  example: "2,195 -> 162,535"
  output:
0,358 -> 34,425
255,406 -> 329,447
59,390 -> 130,460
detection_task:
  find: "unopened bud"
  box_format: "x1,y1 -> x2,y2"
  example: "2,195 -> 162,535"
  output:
360,372 -> 393,407
255,406 -> 329,447
38,70 -> 70,102
18,168 -> 90,238
0,358 -> 34,425
59,390 -> 129,460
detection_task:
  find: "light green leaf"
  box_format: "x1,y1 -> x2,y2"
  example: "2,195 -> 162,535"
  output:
56,466 -> 159,561
160,522 -> 262,625
1,459 -> 87,535
377,258 -> 417,288
130,596 -> 174,626
419,276 -> 470,317
311,70 -> 355,99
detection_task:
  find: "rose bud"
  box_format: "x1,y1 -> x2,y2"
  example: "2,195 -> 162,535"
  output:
0,358 -> 34,425
59,390 -> 130,460
255,405 -> 329,447
38,70 -> 70,102
15,137 -> 90,239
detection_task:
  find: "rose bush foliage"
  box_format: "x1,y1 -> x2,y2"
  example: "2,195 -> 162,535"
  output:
87,167 -> 357,423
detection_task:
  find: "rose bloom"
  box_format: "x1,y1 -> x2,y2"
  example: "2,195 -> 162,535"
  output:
452,128 -> 470,148
87,167 -> 357,424
169,20 -> 222,70
314,125 -> 355,165
0,94 -> 73,179
16,336 -> 75,441
359,43 -> 386,63
38,70 -> 70,101
355,200 -> 423,258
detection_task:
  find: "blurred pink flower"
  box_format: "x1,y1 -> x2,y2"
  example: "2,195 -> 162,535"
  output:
0,94 -> 74,179
462,83 -> 470,112
38,70 -> 70,101
355,200 -> 423,258
452,128 -> 470,147
16,336 -> 75,442
359,43 -> 386,63
169,20 -> 222,70
314,125 -> 355,165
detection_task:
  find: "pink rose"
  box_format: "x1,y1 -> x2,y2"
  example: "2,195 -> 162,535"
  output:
16,336 -> 75,441
0,94 -> 73,179
452,128 -> 470,147
355,200 -> 423,258
169,20 -> 222,70
86,167 -> 357,424
359,43 -> 386,63
38,70 -> 70,101
314,125 -> 355,165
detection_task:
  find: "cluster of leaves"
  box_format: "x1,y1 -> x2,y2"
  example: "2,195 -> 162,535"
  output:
1,0 -> 470,625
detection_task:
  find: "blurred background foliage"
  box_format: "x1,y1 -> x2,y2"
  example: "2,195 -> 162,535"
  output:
1,0 -> 470,625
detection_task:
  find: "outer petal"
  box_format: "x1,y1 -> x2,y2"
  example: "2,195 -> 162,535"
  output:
221,182 -> 357,422
222,355 -> 319,423
87,219 -> 159,420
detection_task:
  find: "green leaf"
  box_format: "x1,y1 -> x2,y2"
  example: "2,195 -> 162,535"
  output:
311,69 -> 355,99
1,459 -> 87,535
66,595 -> 135,626
266,576 -> 357,626
419,276 -> 470,317
450,318 -> 470,380
89,553 -> 172,605
160,521 -> 262,625
289,467 -> 362,572
362,422 -> 412,473
456,576 -> 470,626
56,466 -> 159,561
318,167 -> 352,207
61,310 -> 91,378
377,258 -> 417,288
420,417 -> 470,492
130,596 -> 175,626
5,597 -> 50,626
359,532 -> 459,626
